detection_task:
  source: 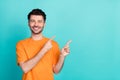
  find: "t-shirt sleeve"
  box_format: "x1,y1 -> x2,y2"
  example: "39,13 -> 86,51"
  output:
16,41 -> 28,64
52,41 -> 60,66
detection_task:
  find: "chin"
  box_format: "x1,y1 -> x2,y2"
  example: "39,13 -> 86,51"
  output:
31,28 -> 44,34
32,31 -> 42,34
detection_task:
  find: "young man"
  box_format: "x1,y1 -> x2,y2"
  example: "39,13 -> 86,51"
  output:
16,9 -> 72,80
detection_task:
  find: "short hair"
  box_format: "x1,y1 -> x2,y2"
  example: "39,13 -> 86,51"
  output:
28,8 -> 46,21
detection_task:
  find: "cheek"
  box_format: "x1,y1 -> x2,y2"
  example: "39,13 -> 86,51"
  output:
29,23 -> 34,27
42,23 -> 45,26
38,23 -> 45,27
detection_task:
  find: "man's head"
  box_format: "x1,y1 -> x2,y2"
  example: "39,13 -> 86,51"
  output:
28,9 -> 46,22
28,9 -> 46,34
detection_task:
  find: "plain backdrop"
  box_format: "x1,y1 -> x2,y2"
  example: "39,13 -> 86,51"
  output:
0,0 -> 120,80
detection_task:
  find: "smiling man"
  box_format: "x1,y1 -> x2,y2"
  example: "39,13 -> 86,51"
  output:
16,8 -> 72,80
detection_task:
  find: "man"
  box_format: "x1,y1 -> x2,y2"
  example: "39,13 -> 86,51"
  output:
16,8 -> 72,80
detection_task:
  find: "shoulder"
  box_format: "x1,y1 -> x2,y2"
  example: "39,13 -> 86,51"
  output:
16,38 -> 30,47
52,40 -> 59,46
44,37 -> 59,46
51,39 -> 59,48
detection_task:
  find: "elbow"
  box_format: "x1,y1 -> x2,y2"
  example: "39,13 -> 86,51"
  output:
54,70 -> 59,74
22,68 -> 29,74
54,71 -> 59,74
21,65 -> 29,73
19,63 -> 29,73
53,68 -> 60,74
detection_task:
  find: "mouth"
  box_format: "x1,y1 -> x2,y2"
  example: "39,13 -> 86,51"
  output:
32,26 -> 41,31
30,26 -> 44,34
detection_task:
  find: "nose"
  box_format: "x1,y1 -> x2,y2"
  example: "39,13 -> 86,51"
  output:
34,22 -> 38,26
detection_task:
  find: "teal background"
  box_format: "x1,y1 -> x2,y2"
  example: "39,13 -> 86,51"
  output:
0,0 -> 120,80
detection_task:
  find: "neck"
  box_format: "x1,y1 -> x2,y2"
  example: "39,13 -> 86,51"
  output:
31,33 -> 43,40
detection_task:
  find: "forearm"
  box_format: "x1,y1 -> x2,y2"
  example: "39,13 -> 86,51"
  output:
19,49 -> 47,73
53,40 -> 71,74
53,54 -> 65,74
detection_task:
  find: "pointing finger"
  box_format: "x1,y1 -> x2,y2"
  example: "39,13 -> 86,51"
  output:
64,40 -> 72,48
66,40 -> 72,45
49,36 -> 56,41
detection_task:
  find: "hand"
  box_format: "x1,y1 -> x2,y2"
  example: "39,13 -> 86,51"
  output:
42,36 -> 55,52
61,40 -> 72,57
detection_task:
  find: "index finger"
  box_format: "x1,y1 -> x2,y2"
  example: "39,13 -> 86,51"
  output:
49,36 -> 56,41
66,40 -> 72,45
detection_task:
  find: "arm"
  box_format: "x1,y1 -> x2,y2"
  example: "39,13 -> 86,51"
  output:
53,54 -> 65,74
19,48 -> 48,73
53,40 -> 72,74
19,37 -> 54,73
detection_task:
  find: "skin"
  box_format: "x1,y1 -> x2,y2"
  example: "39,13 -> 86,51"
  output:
19,15 -> 72,74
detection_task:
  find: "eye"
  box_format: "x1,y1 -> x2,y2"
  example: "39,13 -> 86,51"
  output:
30,20 -> 35,22
38,20 -> 43,23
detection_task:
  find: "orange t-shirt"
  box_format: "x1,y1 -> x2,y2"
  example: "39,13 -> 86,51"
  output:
16,37 -> 60,80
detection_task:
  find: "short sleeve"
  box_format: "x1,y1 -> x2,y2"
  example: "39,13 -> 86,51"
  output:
52,41 -> 60,66
16,41 -> 28,64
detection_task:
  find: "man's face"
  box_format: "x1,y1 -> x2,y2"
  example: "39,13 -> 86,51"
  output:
28,15 -> 45,34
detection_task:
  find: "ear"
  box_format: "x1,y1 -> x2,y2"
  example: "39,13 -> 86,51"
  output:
28,21 -> 30,27
44,22 -> 46,27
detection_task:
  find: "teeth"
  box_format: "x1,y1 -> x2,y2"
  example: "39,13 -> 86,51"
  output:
33,27 -> 39,30
34,27 -> 38,29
